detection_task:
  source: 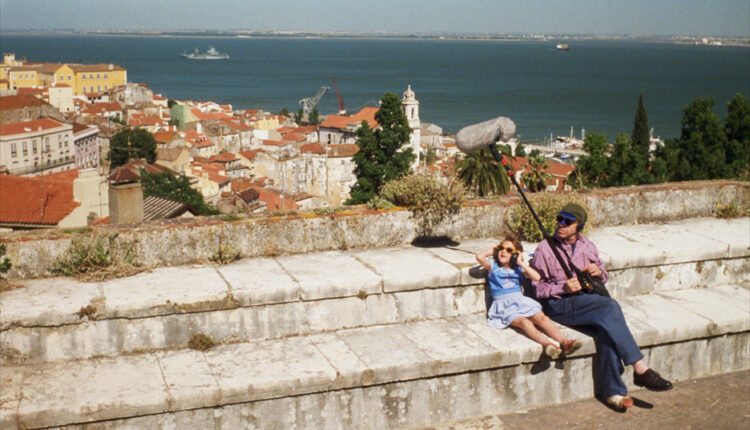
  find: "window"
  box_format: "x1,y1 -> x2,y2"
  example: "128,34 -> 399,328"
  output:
68,75 -> 72,81
22,141 -> 28,156
97,85 -> 101,92
104,85 -> 108,90
10,143 -> 16,157
82,74 -> 86,80
32,140 -> 37,154
89,73 -> 93,79
96,73 -> 100,79
45,137 -> 50,151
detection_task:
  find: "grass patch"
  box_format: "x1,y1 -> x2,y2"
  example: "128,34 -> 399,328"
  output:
715,202 -> 748,219
221,214 -> 241,222
54,234 -> 142,280
314,206 -> 346,215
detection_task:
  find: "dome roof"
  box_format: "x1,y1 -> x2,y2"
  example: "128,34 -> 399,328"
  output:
402,84 -> 416,102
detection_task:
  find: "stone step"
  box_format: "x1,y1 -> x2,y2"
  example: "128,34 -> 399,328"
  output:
2,284 -> 748,429
1,218 -> 748,365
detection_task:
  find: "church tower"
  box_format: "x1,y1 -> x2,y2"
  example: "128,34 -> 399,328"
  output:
401,85 -> 421,169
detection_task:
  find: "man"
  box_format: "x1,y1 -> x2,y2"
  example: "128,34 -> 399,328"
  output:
531,203 -> 672,410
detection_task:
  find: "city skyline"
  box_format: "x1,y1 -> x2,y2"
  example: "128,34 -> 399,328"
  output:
1,0 -> 749,37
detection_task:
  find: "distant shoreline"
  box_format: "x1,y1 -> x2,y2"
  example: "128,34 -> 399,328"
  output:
3,30 -> 749,47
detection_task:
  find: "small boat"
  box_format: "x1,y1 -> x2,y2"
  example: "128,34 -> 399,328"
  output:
179,46 -> 229,60
556,44 -> 569,51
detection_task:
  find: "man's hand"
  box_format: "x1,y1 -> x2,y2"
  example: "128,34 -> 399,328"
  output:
565,277 -> 582,294
582,263 -> 602,278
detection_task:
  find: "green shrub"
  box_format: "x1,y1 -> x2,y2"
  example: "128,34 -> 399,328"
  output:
715,202 -> 748,219
366,196 -> 395,210
507,194 -> 591,242
0,244 -> 11,279
314,206 -> 346,215
221,214 -> 241,222
379,173 -> 467,237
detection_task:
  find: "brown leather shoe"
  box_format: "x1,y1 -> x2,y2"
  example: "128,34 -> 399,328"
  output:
633,369 -> 673,391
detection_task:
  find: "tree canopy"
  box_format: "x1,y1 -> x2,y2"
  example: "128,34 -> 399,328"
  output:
347,92 -> 415,204
109,128 -> 157,168
140,170 -> 219,216
455,146 -> 512,197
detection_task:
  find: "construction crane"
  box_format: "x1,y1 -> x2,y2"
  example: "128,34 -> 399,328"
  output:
332,76 -> 345,115
298,86 -> 329,117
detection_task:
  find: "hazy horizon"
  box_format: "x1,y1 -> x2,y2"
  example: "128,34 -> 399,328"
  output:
2,0 -> 749,38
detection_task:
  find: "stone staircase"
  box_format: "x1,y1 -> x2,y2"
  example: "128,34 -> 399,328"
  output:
1,217 -> 748,429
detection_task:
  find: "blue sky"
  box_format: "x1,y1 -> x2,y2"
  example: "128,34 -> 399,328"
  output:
1,0 -> 748,36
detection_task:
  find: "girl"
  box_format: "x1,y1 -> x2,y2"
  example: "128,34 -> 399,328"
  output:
476,238 -> 582,359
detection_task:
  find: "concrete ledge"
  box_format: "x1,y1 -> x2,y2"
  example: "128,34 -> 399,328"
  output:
2,219 -> 748,364
2,181 -> 747,280
1,284 -> 748,429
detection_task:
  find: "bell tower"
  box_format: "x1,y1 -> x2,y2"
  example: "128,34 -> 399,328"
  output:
401,85 -> 421,168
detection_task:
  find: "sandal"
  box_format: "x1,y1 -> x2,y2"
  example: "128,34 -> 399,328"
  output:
562,339 -> 582,355
544,344 -> 562,359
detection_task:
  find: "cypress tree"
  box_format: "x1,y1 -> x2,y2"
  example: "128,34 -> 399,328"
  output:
632,93 -> 651,161
347,92 -> 415,204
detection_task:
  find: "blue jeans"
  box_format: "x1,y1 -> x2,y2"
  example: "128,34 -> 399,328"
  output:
542,294 -> 644,398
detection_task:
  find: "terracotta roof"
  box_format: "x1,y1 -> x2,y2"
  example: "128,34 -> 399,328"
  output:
218,117 -> 252,131
108,160 -> 174,182
81,102 -> 122,115
238,150 -> 258,161
321,106 -> 379,130
0,170 -> 81,226
300,142 -> 325,154
249,186 -> 299,211
16,87 -> 44,96
68,63 -> 126,72
0,118 -> 66,136
282,132 -> 306,142
190,108 -> 231,121
208,152 -> 239,163
293,125 -> 318,134
153,130 -> 178,143
0,94 -> 51,111
127,115 -> 165,127
231,177 -> 256,192
327,143 -> 360,158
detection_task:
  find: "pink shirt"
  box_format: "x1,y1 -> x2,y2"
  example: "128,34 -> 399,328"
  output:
531,233 -> 608,299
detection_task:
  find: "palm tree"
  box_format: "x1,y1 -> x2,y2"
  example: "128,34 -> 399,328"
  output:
454,147 -> 512,197
521,155 -> 552,192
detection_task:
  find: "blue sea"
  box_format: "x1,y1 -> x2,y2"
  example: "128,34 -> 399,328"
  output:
2,34 -> 749,142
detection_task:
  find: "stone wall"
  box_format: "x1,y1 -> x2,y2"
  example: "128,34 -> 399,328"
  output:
1,180 -> 747,280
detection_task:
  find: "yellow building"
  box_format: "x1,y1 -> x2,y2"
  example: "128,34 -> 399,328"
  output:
5,54 -> 127,96
65,63 -> 127,95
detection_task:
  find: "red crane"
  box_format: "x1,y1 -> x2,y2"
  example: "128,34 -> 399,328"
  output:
332,76 -> 345,115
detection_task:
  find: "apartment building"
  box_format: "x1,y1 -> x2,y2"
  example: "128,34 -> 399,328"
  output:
0,117 -> 75,176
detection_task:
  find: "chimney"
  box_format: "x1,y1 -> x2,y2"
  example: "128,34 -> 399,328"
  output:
108,173 -> 143,224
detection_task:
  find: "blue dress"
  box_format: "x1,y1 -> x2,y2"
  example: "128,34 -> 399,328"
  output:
487,262 -> 542,329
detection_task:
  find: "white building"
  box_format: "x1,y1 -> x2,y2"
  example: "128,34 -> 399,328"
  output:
0,117 -> 74,176
401,85 -> 421,169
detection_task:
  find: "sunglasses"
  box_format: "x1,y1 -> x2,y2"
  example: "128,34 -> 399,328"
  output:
556,215 -> 577,226
497,246 -> 516,254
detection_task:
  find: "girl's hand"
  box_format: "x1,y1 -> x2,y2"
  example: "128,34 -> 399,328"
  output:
515,253 -> 526,266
